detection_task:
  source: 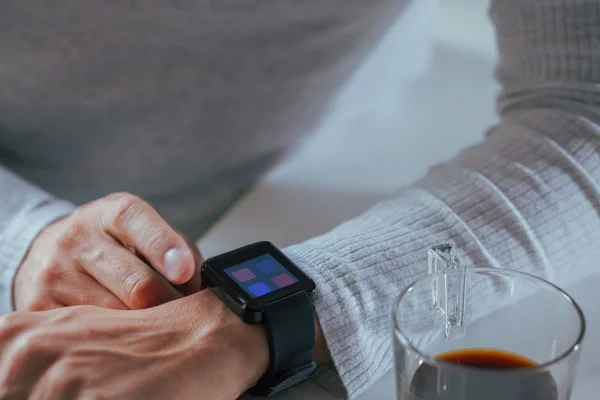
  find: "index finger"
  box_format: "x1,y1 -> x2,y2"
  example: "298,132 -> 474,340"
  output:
100,193 -> 195,284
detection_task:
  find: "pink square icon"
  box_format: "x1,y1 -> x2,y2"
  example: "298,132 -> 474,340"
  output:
232,268 -> 256,283
271,273 -> 295,288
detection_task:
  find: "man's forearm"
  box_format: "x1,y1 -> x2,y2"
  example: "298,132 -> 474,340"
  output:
284,1 -> 600,398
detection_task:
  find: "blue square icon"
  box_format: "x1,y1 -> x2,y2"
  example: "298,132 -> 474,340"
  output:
256,260 -> 278,274
247,282 -> 272,297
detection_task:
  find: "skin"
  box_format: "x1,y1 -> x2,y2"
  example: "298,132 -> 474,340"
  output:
14,192 -> 202,311
0,291 -> 269,400
8,191 -> 330,398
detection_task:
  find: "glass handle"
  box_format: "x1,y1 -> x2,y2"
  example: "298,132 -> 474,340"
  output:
427,244 -> 467,340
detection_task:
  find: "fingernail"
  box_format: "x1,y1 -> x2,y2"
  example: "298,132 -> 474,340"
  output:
164,248 -> 194,282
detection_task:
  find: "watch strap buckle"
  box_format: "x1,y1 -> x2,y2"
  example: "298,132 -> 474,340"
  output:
270,361 -> 317,394
250,361 -> 317,397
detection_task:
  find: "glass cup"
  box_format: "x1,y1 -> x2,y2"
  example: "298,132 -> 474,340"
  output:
393,244 -> 586,400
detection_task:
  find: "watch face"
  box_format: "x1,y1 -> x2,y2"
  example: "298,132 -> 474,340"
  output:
202,242 -> 316,318
224,254 -> 299,299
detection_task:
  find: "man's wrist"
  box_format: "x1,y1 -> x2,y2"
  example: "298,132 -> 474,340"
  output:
199,290 -> 269,392
234,322 -> 270,390
227,312 -> 328,393
201,289 -> 330,394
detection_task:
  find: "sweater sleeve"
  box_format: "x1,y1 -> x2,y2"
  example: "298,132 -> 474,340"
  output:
284,0 -> 600,398
0,168 -> 75,314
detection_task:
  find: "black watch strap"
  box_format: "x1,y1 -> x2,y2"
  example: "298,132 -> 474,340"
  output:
248,290 -> 316,397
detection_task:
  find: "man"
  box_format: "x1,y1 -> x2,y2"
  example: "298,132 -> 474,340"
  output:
1,0 -> 600,399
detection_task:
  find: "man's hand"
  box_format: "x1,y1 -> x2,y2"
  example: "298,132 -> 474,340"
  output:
14,192 -> 203,311
0,290 -> 269,400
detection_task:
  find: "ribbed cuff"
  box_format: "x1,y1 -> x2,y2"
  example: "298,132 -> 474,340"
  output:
0,200 -> 75,314
284,244 -> 352,399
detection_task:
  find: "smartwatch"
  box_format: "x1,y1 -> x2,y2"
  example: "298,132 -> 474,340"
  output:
200,241 -> 317,397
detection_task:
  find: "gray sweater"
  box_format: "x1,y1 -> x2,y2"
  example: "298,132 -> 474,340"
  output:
2,0 -> 600,398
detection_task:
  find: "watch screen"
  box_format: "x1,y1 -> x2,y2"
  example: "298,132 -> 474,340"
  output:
224,254 -> 299,299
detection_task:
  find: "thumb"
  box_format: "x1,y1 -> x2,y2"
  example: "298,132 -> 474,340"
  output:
175,233 -> 204,296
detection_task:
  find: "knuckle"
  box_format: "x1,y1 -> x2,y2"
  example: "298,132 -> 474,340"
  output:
111,193 -> 144,230
38,264 -> 62,286
85,246 -> 109,265
144,227 -> 171,254
55,222 -> 87,251
124,273 -> 162,309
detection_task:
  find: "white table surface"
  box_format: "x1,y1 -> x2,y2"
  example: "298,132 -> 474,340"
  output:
199,1 -> 598,398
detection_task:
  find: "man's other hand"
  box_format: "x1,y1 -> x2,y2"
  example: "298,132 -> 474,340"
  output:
14,192 -> 203,311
